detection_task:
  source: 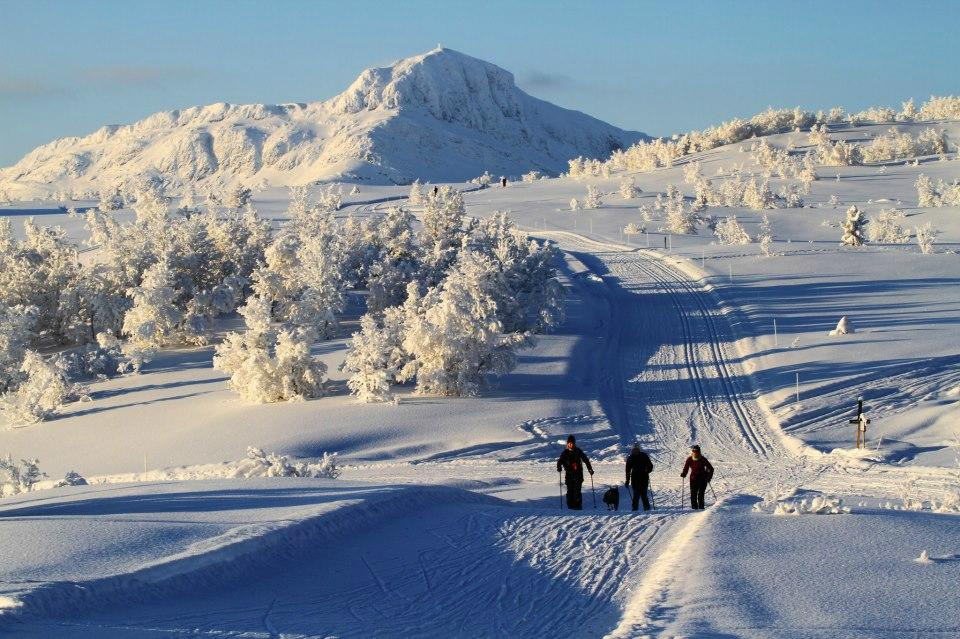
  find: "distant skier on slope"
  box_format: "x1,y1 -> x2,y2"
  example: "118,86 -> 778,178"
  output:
501,176 -> 507,187
625,444 -> 654,511
680,445 -> 714,510
557,435 -> 594,510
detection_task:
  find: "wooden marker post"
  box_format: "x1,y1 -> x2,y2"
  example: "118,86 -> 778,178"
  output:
849,398 -> 871,449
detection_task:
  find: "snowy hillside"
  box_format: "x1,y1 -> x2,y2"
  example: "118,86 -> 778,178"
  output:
0,48 -> 645,198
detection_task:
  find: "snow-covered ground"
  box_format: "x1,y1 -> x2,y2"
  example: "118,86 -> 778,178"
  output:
2,118 -> 960,637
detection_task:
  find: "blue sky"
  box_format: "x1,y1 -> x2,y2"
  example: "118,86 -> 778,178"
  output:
1,0 -> 957,166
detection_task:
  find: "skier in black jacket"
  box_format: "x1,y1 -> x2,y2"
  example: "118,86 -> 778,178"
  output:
625,444 -> 654,511
557,435 -> 593,510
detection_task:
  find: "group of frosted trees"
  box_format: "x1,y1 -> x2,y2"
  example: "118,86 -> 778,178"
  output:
340,187 -> 564,402
0,179 -> 565,420
0,177 -> 272,422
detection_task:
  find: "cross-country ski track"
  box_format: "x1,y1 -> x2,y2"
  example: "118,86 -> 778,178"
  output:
2,229 -> 957,638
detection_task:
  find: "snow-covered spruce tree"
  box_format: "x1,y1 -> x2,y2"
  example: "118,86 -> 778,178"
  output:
660,185 -> 697,234
0,454 -> 45,495
757,214 -> 773,256
619,179 -> 640,199
868,209 -> 911,243
840,205 -> 868,247
0,351 -> 85,425
341,307 -> 407,402
469,212 -> 565,333
584,185 -> 603,209
213,295 -> 327,403
0,305 -> 36,392
915,223 -> 939,254
367,207 -> 419,315
398,252 -> 532,397
569,198 -> 581,212
713,216 -> 752,245
522,170 -> 541,183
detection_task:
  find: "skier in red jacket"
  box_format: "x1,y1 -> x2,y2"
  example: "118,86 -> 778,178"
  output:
680,445 -> 714,510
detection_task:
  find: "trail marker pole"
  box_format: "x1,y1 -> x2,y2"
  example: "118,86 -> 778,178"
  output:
849,398 -> 871,449
728,263 -> 733,283
774,318 -> 778,346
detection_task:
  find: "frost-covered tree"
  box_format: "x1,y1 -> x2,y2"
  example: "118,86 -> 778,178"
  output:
818,139 -> 863,166
408,180 -> 425,206
619,179 -> 640,199
419,186 -> 468,284
757,214 -> 773,256
743,179 -> 776,210
121,258 -> 203,370
569,198 -> 581,212
213,296 -> 327,403
0,305 -> 36,392
0,218 -> 80,341
522,170 -> 541,183
0,454 -> 45,495
341,308 -> 407,402
660,185 -> 697,234
251,197 -> 345,338
1,352 -> 84,425
367,207 -> 420,314
398,252 -> 532,397
840,205 -> 868,246
868,209 -> 911,243
469,212 -> 565,333
584,185 -> 603,209
222,185 -> 253,210
915,223 -> 939,254
713,216 -> 752,245
915,173 -> 960,207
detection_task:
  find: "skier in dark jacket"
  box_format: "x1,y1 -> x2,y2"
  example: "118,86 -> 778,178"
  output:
680,445 -> 714,509
625,444 -> 654,511
557,435 -> 593,510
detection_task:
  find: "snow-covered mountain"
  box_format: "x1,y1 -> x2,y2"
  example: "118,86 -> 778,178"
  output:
0,48 -> 646,195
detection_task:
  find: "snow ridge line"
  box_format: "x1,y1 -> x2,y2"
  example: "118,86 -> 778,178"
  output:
0,484 -> 499,626
605,496 -> 730,638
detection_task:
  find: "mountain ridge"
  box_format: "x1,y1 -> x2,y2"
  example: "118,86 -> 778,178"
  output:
0,47 -> 646,196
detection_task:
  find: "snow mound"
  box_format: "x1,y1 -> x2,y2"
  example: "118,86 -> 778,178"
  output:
828,315 -> 854,336
0,47 -> 645,196
772,495 -> 851,515
914,550 -> 932,564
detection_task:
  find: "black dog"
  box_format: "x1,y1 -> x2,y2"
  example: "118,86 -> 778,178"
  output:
602,486 -> 620,510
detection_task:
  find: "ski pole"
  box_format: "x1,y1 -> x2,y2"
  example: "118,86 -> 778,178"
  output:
709,481 -> 718,504
680,477 -> 685,510
649,487 -> 655,509
590,473 -> 597,509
